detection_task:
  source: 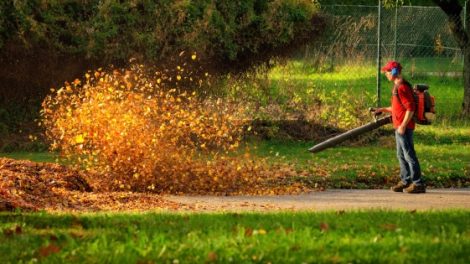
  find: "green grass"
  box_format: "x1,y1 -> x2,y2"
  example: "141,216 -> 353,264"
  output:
250,124 -> 470,188
1,211 -> 469,263
0,152 -> 58,163
258,59 -> 469,187
267,59 -> 465,121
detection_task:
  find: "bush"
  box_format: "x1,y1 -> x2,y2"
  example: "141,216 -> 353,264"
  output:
1,0 -> 324,138
1,0 -> 323,71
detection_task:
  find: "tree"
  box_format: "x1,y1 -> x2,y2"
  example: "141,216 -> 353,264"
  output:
432,0 -> 470,117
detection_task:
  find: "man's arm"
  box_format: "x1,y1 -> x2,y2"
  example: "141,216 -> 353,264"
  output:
396,83 -> 416,134
375,106 -> 392,113
397,110 -> 414,135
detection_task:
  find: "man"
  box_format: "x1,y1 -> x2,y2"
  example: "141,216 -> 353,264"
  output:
374,61 -> 426,193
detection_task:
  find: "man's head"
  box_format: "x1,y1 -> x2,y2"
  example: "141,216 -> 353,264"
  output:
381,61 -> 402,81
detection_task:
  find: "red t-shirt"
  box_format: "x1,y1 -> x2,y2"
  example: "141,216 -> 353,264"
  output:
391,80 -> 416,130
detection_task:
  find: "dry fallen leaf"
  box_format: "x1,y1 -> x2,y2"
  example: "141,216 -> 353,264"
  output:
38,244 -> 61,258
207,251 -> 217,262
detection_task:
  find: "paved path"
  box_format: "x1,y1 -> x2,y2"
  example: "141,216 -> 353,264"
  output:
166,188 -> 470,212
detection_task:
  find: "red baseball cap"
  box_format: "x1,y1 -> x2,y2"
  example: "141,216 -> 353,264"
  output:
381,61 -> 402,73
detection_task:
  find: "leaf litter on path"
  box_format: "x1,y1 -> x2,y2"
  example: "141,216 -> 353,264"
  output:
0,158 -> 183,212
0,158 -> 315,212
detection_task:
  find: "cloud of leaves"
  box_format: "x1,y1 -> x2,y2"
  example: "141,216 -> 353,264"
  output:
40,59 -> 300,194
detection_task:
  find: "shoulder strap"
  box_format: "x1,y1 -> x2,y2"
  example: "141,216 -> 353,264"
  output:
394,80 -> 414,107
393,84 -> 405,108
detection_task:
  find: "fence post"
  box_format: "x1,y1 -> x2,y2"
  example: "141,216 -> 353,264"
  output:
377,0 -> 382,107
394,0 -> 398,60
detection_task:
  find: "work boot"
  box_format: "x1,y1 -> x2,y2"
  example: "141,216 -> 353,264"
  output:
391,181 -> 410,192
404,183 -> 426,194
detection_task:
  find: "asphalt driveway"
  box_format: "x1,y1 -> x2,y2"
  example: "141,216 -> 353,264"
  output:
166,188 -> 470,212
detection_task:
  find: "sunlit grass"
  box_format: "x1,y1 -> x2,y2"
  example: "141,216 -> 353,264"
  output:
1,211 -> 469,263
267,59 -> 464,122
270,61 -> 377,82
249,123 -> 470,187
0,152 -> 58,163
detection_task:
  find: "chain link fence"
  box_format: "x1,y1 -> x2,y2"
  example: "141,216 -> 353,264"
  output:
301,4 -> 465,119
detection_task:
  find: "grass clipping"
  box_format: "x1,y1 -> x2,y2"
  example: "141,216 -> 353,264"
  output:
40,64 -> 308,195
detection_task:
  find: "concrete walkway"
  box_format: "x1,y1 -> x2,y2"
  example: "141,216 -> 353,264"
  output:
166,188 -> 470,212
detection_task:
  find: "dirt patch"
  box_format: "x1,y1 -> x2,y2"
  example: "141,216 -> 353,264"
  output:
0,158 -> 183,212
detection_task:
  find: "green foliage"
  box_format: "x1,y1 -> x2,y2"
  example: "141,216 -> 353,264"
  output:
0,0 -> 324,151
220,62 -> 374,136
0,1 -> 15,48
0,0 -> 322,69
316,89 -> 372,129
318,0 -> 464,6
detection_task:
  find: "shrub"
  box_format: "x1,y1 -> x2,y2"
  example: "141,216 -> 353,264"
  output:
1,0 -> 324,139
1,0 -> 323,72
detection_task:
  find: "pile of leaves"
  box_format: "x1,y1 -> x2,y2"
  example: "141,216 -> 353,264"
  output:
39,62 -> 316,196
0,157 -> 184,212
0,157 -> 315,212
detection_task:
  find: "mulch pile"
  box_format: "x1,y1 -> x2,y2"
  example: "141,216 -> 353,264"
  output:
0,158 -> 183,212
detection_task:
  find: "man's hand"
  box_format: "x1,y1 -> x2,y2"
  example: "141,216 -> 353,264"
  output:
397,125 -> 406,135
398,110 -> 414,135
372,106 -> 392,115
374,108 -> 383,115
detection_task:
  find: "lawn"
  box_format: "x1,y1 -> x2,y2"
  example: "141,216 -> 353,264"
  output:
253,125 -> 470,168
267,58 -> 465,120
3,124 -> 469,189
1,211 -> 469,263
1,152 -> 58,163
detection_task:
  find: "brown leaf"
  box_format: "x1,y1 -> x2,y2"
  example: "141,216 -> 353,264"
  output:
380,223 -> 398,231
39,244 -> 61,257
207,251 -> 218,262
245,228 -> 253,237
290,244 -> 301,251
3,228 -> 14,237
15,225 -> 22,234
320,222 -> 329,232
284,227 -> 294,234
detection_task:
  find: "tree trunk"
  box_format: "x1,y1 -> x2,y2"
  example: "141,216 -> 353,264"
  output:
433,0 -> 470,117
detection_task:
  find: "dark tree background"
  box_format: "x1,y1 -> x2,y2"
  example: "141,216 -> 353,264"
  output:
0,0 -> 325,141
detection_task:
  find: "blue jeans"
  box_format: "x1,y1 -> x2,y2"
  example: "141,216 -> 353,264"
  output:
395,129 -> 423,185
